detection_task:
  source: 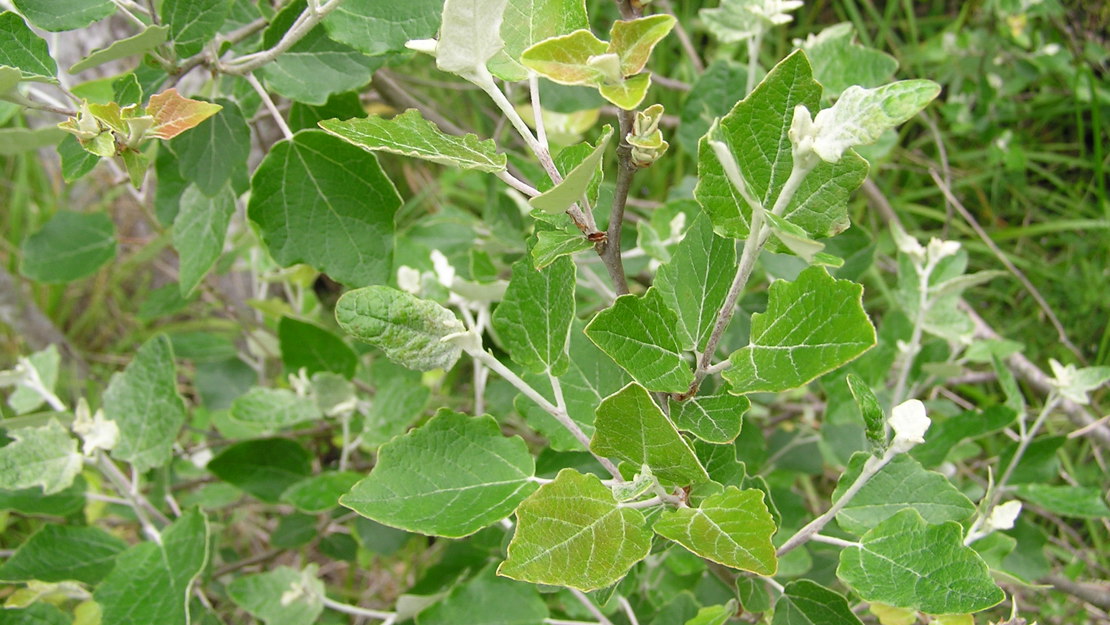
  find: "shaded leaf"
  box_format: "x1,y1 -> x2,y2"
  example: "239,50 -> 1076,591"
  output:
20,210 -> 116,283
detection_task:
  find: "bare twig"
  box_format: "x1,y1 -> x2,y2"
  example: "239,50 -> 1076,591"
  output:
599,109 -> 637,296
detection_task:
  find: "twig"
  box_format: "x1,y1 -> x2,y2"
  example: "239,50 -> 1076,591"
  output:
320,596 -> 395,622
246,73 -> 293,140
570,589 -> 614,625
618,596 -> 640,625
495,170 -> 541,197
219,0 -> 344,75
599,109 -> 637,296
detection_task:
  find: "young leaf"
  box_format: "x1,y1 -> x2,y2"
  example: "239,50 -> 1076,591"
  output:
335,286 -> 465,372
598,72 -> 652,110
69,25 -> 170,74
0,420 -> 82,495
419,565 -> 550,625
278,316 -> 358,378
492,256 -> 575,375
845,373 -> 885,451
592,383 -> 707,485
837,509 -> 1004,614
498,468 -> 652,591
529,126 -> 612,214
434,0 -> 510,78
653,487 -> 777,575
229,388 -> 322,433
146,89 -> 223,140
0,525 -> 126,585
174,185 -> 234,297
12,0 -> 115,32
833,453 -> 975,535
607,14 -> 676,76
669,392 -> 750,444
162,0 -> 229,57
520,29 -> 609,85
340,410 -> 537,537
248,130 -> 401,287
723,266 -> 875,395
103,335 -> 187,473
320,109 -> 507,172
20,210 -> 117,283
94,509 -> 210,625
7,344 -> 60,415
170,98 -> 250,197
323,0 -> 444,56
228,565 -> 325,625
700,0 -> 801,43
531,226 -> 593,268
654,212 -> 737,352
0,11 -> 58,79
772,580 -> 863,625
585,288 -> 694,393
207,439 -> 313,503
488,0 -> 589,81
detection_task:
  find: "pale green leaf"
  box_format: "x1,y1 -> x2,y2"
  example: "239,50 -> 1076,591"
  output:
320,109 -> 507,172
94,509 -> 210,625
498,468 -> 651,591
700,0 -> 786,43
837,509 -> 1004,614
435,0 -> 509,78
670,392 -> 749,444
170,98 -> 251,197
531,226 -> 592,268
0,420 -> 81,495
0,11 -> 58,79
833,453 -> 975,535
607,14 -> 675,76
529,126 -> 611,214
598,72 -> 651,110
341,410 -> 537,538
520,29 -> 608,84
723,266 -> 875,394
1014,484 -> 1110,519
591,383 -> 707,485
0,525 -> 126,585
228,565 -> 324,625
69,25 -> 169,73
806,81 -> 941,163
163,0 -> 229,58
173,184 -> 234,297
798,23 -> 898,96
492,256 -> 575,374
335,286 -> 464,371
772,580 -> 863,625
0,127 -> 65,156
654,487 -> 777,575
584,288 -> 693,393
488,0 -> 588,81
418,565 -> 549,625
103,335 -> 188,473
248,130 -> 401,286
323,0 -> 444,56
8,345 -> 60,415
229,387 -> 322,433
12,0 -> 115,32
20,210 -> 116,283
654,212 -> 737,352
684,602 -> 736,625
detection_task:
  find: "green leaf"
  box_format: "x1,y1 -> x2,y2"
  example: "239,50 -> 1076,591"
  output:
654,212 -> 737,352
837,509 -> 1004,614
0,420 -> 81,495
798,23 -> 898,96
418,565 -> 549,625
0,11 -> 58,79
591,383 -> 707,485
694,50 -> 868,243
521,29 -> 609,84
677,60 -> 745,153
772,580 -> 863,625
488,0 -> 588,81
0,126 -> 65,155
58,134 -> 101,182
13,0 -> 114,31
670,392 -> 749,444
598,72 -> 651,110
492,255 -> 575,374
260,1 -> 382,105
654,486 -> 777,575
434,0 -> 510,78
208,438 -> 313,502
280,471 -> 362,513
585,288 -> 693,393
322,0 -> 444,56
69,25 -> 169,73
163,0 -> 229,58
0,476 -> 86,517
1013,484 -> 1110,519
341,410 -> 537,538
7,344 -> 60,415
248,130 -> 401,286
362,359 -> 430,447
531,226 -> 592,268
278,316 -> 358,378
173,184 -> 234,297
700,0 -> 786,43
803,81 -> 941,163
722,266 -> 875,394
335,286 -> 464,371
320,109 -> 506,172
607,14 -> 675,76
911,405 -> 1016,468
846,374 -> 885,451
529,126 -> 612,214
0,604 -> 68,625
833,453 -> 975,535
229,387 -> 322,433
228,565 -> 324,625
170,98 -> 251,197
0,525 -> 127,585
684,602 -> 736,625
20,210 -> 116,283
498,468 -> 651,591
95,509 -> 210,625
103,335 -> 187,473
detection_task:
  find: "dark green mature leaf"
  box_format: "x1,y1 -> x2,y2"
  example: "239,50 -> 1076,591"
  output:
837,509 -> 1004,614
694,50 -> 868,243
498,469 -> 652,591
323,0 -> 444,56
335,286 -> 464,371
281,472 -> 362,513
170,98 -> 250,197
0,421 -> 81,495
13,0 -> 114,31
1014,484 -> 1110,518
208,439 -> 313,502
670,392 -> 749,444
58,134 -> 100,181
228,565 -> 324,625
95,509 -> 210,625
585,288 -> 693,393
772,580 -> 863,625
911,405 -> 1016,468
20,210 -> 116,283
174,185 -> 234,296
592,383 -> 707,485
723,267 -> 875,394
654,487 -> 777,575
418,565 -> 549,625
278,316 -> 358,378
0,604 -> 69,625
0,477 -> 86,517
0,525 -> 126,584
846,374 -> 885,451
228,387 -> 322,433
248,130 -> 401,286
492,256 -> 575,375
0,11 -> 57,79
103,335 -> 188,473
163,0 -> 229,57
342,410 -> 537,538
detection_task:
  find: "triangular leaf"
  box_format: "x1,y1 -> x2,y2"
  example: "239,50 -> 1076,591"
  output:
529,126 -> 612,214
670,392 -> 749,444
607,14 -> 675,76
492,256 -> 575,375
772,580 -> 863,625
488,0 -> 588,81
585,288 -> 693,393
654,486 -> 777,575
146,89 -> 222,140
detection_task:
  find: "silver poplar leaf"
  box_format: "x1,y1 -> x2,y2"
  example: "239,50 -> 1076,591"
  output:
0,420 -> 81,495
653,486 -> 777,575
335,286 -> 465,372
436,0 -> 510,78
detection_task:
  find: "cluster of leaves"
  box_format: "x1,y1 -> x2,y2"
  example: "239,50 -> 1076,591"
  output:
1,1 -> 1108,625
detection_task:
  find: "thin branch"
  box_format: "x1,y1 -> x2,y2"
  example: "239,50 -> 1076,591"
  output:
570,589 -> 614,625
618,596 -> 641,625
319,596 -> 395,622
599,109 -> 637,296
495,170 -> 541,197
220,0 -> 344,75
246,73 -> 293,140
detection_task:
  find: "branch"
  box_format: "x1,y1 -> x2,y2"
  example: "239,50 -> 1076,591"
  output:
599,109 -> 637,296
219,0 -> 344,75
